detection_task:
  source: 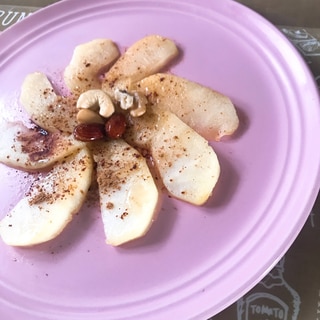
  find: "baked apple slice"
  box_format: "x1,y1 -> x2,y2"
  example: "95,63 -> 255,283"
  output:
125,108 -> 220,205
0,147 -> 93,246
0,122 -> 85,171
137,73 -> 239,141
64,38 -> 120,94
20,72 -> 78,134
102,35 -> 178,94
91,139 -> 159,246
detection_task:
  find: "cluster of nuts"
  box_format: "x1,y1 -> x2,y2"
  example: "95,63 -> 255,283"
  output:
73,89 -> 147,142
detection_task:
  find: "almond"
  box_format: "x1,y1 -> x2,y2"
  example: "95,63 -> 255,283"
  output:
105,113 -> 127,139
73,123 -> 106,142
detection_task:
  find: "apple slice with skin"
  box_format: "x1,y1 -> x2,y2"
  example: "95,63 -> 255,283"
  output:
125,108 -> 220,205
91,139 -> 159,246
102,35 -> 179,95
20,72 -> 78,134
137,73 -> 239,141
0,122 -> 85,171
0,147 -> 93,246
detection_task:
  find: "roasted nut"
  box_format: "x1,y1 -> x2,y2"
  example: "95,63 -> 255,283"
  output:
77,89 -> 115,118
76,109 -> 105,124
114,88 -> 134,110
130,92 -> 147,117
105,113 -> 127,139
114,88 -> 147,117
73,123 -> 106,142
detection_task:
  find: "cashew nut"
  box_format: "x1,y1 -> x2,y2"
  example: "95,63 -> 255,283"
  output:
76,109 -> 105,124
76,89 -> 115,118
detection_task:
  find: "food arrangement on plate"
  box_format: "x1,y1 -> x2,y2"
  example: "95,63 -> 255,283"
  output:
0,35 -> 239,247
1,0 -> 320,319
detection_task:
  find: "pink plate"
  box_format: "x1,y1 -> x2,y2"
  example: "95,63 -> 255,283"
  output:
0,0 -> 319,319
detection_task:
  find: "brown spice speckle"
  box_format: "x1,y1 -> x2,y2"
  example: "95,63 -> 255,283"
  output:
106,202 -> 114,209
120,212 -> 128,220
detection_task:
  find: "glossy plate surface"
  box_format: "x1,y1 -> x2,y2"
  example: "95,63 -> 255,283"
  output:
0,0 -> 319,319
